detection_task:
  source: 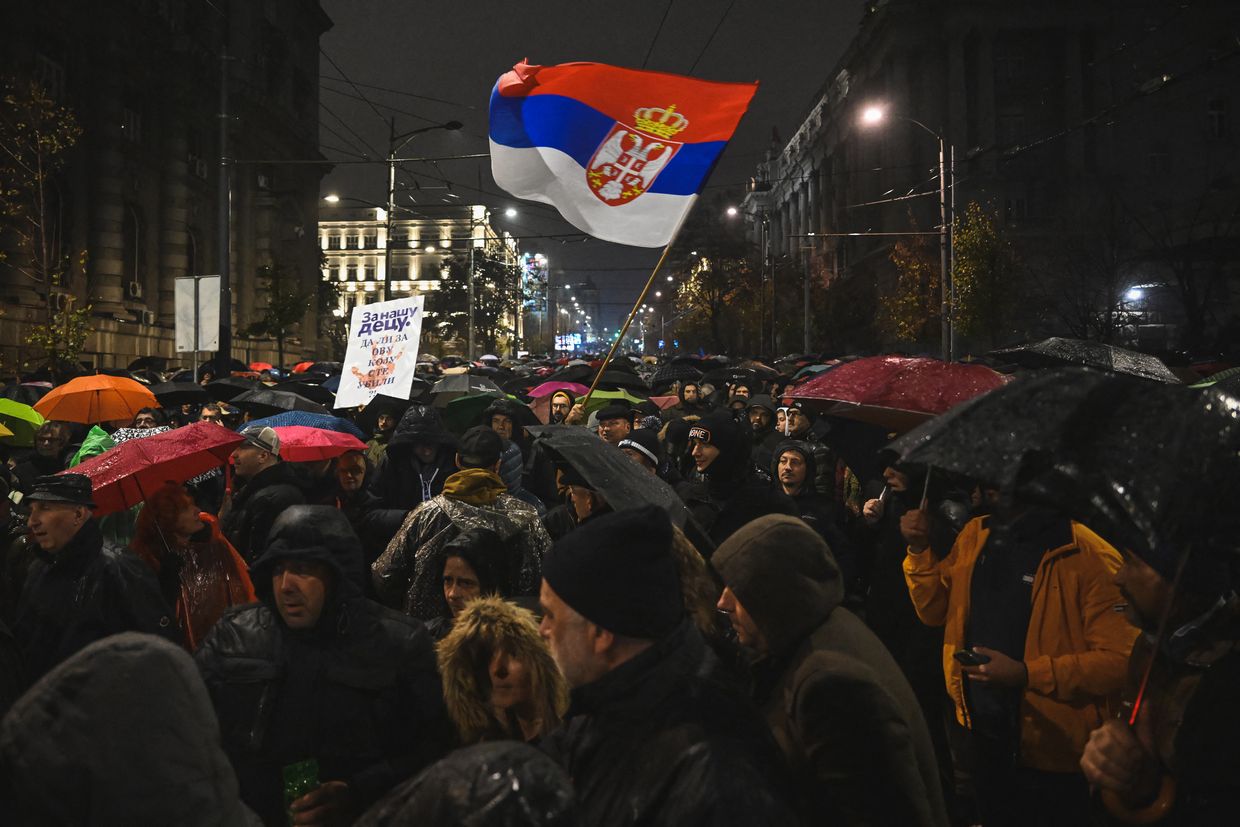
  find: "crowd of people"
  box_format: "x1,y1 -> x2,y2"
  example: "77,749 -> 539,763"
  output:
0,352 -> 1235,826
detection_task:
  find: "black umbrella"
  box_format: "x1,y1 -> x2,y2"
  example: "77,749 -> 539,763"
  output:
127,355 -> 168,371
0,383 -> 50,405
593,369 -> 649,394
528,425 -> 713,554
990,337 -> 1180,383
355,394 -> 416,437
430,374 -> 504,406
276,380 -> 334,407
231,388 -> 330,418
204,376 -> 262,402
547,364 -> 595,385
651,361 -> 703,389
149,381 -> 210,408
700,367 -> 761,390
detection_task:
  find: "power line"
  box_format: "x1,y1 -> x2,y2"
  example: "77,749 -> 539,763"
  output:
318,100 -> 381,159
688,0 -> 736,74
642,0 -> 675,69
320,46 -> 390,132
318,75 -> 478,111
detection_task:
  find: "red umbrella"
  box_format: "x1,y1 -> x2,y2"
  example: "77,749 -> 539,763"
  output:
292,361 -> 317,373
272,425 -> 366,462
64,422 -> 244,515
250,361 -> 275,371
791,355 -> 1010,432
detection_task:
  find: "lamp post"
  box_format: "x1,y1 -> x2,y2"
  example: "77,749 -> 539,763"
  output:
384,119 -> 461,302
861,105 -> 953,360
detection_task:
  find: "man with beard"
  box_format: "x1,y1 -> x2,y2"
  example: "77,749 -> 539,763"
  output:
664,380 -> 709,422
775,400 -> 837,499
1081,542 -> 1240,824
772,441 -> 857,586
746,395 -> 781,470
537,505 -> 794,825
548,391 -> 574,425
365,409 -> 400,465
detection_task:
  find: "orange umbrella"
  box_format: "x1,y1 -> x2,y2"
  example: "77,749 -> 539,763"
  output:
34,375 -> 159,425
292,361 -> 317,373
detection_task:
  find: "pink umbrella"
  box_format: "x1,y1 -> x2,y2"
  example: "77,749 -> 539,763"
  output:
649,395 -> 680,411
272,425 -> 367,462
791,355 -> 1010,432
527,381 -> 590,399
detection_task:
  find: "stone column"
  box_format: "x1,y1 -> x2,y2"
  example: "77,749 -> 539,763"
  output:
85,73 -> 127,317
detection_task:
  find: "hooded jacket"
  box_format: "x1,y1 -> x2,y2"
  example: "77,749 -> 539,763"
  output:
220,461 -> 306,564
770,441 -> 860,587
371,404 -> 458,510
15,519 -> 178,684
372,468 -> 551,619
714,515 -> 949,827
904,515 -> 1138,772
538,620 -> 797,826
196,506 -> 455,824
0,633 -> 261,825
437,596 -> 569,744
355,741 -> 575,827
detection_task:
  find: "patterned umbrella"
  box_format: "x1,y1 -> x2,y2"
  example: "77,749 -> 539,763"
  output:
240,411 -> 366,440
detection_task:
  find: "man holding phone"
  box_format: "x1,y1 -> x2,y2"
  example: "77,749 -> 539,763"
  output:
901,505 -> 1138,826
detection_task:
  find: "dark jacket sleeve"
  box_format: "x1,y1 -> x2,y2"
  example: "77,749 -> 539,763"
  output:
246,484 -> 306,560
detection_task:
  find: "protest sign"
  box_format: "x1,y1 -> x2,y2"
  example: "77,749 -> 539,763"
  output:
334,296 -> 424,409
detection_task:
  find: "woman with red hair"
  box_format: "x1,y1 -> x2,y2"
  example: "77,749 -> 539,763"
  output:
131,483 -> 256,650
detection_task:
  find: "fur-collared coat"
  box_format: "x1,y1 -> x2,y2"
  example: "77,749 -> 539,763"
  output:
436,596 -> 568,744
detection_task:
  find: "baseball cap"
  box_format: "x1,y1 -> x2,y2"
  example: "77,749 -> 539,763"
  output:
239,426 -> 281,456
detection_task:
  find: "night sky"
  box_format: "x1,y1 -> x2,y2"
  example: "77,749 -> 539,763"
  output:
319,0 -> 860,330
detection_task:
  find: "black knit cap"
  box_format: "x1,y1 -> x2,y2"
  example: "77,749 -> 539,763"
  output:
457,426 -> 503,468
688,409 -> 749,478
542,504 -> 682,639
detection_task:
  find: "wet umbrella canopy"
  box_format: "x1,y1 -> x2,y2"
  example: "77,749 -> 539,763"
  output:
203,376 -> 262,402
240,411 -> 366,441
150,382 -> 210,408
990,337 -> 1180,383
890,367 -> 1240,571
230,388 -> 330,418
528,425 -> 712,553
430,374 -> 503,405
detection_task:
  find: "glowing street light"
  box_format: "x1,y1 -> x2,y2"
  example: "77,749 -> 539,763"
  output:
726,206 -> 738,217
323,194 -> 341,203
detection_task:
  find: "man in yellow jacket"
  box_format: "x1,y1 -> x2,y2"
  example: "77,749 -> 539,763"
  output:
901,506 -> 1138,827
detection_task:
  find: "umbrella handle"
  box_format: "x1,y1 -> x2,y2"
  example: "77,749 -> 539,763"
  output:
920,467 -> 932,510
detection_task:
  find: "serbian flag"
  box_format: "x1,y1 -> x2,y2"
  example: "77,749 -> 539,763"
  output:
489,60 -> 758,248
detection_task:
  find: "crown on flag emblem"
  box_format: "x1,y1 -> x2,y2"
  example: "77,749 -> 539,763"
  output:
633,104 -> 689,139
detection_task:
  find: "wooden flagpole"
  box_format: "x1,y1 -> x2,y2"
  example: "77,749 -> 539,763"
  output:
578,242 -> 677,412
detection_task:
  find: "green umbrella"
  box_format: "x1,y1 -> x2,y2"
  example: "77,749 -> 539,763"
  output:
0,398 -> 45,448
1189,365 -> 1240,388
581,388 -> 647,418
442,392 -> 509,436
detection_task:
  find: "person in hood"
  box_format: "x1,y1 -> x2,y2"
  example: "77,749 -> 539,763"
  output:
14,474 -> 178,684
775,400 -> 838,499
424,525 -> 518,641
130,482 -> 256,651
747,395 -> 782,470
1080,533 -> 1240,826
772,441 -> 858,587
372,426 -> 551,620
678,409 -> 796,546
371,404 -> 458,510
220,426 -> 306,564
664,379 -> 710,421
0,633 -> 261,825
437,595 -> 568,744
548,390 -> 575,425
365,409 -> 400,465
196,505 -> 455,826
483,397 -> 549,513
354,741 -> 575,827
537,505 -> 796,826
714,514 -> 949,827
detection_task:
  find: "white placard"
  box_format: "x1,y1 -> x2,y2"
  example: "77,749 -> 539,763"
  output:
174,275 -> 220,351
334,295 -> 424,409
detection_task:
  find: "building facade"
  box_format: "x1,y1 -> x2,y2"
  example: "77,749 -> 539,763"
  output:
744,0 -> 1239,354
0,0 -> 331,371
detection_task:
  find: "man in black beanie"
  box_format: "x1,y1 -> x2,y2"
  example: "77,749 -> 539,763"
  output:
538,505 -> 795,826
677,409 -> 796,546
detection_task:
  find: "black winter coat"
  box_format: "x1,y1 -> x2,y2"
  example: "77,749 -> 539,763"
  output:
371,405 -> 458,511
197,506 -> 455,826
220,462 -> 306,564
539,621 -> 796,826
13,519 -> 177,684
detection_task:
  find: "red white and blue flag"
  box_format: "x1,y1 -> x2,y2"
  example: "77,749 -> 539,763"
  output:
489,60 -> 758,248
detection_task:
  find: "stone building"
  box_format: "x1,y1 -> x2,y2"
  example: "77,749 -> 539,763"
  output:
0,0 -> 331,371
744,0 -> 1239,354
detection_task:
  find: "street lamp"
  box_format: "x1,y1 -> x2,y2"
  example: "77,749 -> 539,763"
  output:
385,119 -> 462,301
861,104 -> 953,360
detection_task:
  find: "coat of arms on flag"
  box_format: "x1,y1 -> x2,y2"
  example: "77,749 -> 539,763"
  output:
586,105 -> 687,206
489,60 -> 758,248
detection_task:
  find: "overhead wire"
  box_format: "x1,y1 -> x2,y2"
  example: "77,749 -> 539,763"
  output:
687,0 -> 736,74
641,0 -> 676,69
318,75 -> 478,111
320,46 -> 390,131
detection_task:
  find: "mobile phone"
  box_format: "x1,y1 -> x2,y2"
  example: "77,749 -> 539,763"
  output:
953,649 -> 991,667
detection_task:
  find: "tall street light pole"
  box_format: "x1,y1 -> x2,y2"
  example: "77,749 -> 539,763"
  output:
384,119 -> 462,302
861,105 -> 953,360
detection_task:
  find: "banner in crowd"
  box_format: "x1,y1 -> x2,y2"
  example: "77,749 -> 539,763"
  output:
489,60 -> 757,247
173,275 -> 220,352
334,296 -> 424,409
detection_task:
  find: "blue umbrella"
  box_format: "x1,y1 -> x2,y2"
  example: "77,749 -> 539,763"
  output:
239,411 -> 365,440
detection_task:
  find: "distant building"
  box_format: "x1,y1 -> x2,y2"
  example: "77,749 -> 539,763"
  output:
0,0 -> 331,370
744,0 -> 1239,354
319,203 -> 521,349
